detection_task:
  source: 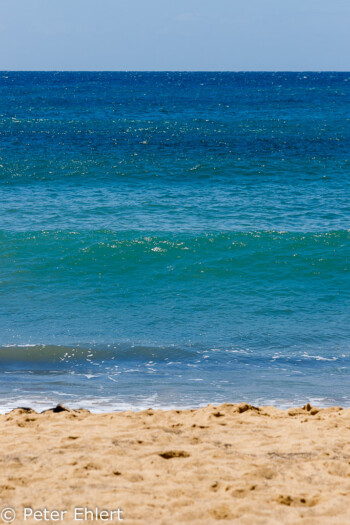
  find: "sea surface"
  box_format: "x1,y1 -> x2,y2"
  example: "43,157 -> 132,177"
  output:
0,72 -> 349,412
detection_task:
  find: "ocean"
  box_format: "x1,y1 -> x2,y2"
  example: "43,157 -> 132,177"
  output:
0,72 -> 349,412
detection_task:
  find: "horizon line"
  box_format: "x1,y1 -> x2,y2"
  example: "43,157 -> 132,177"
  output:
1,70 -> 350,74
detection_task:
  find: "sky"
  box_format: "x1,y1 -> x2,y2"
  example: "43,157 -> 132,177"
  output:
0,0 -> 350,71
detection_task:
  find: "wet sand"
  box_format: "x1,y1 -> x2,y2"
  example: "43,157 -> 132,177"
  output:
1,403 -> 350,524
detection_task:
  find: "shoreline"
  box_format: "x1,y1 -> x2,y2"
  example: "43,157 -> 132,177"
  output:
1,402 -> 350,523
0,394 -> 347,415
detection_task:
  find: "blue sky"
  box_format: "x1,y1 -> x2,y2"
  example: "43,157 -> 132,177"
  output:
0,0 -> 349,71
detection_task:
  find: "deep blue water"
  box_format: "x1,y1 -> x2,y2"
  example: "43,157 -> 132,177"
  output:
0,72 -> 349,411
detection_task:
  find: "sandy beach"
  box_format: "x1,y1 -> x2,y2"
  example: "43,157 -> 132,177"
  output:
1,403 -> 350,524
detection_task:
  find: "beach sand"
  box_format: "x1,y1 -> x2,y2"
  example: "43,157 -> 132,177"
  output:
1,403 -> 350,524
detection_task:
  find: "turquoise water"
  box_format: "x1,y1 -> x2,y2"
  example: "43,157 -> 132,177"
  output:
0,72 -> 349,411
